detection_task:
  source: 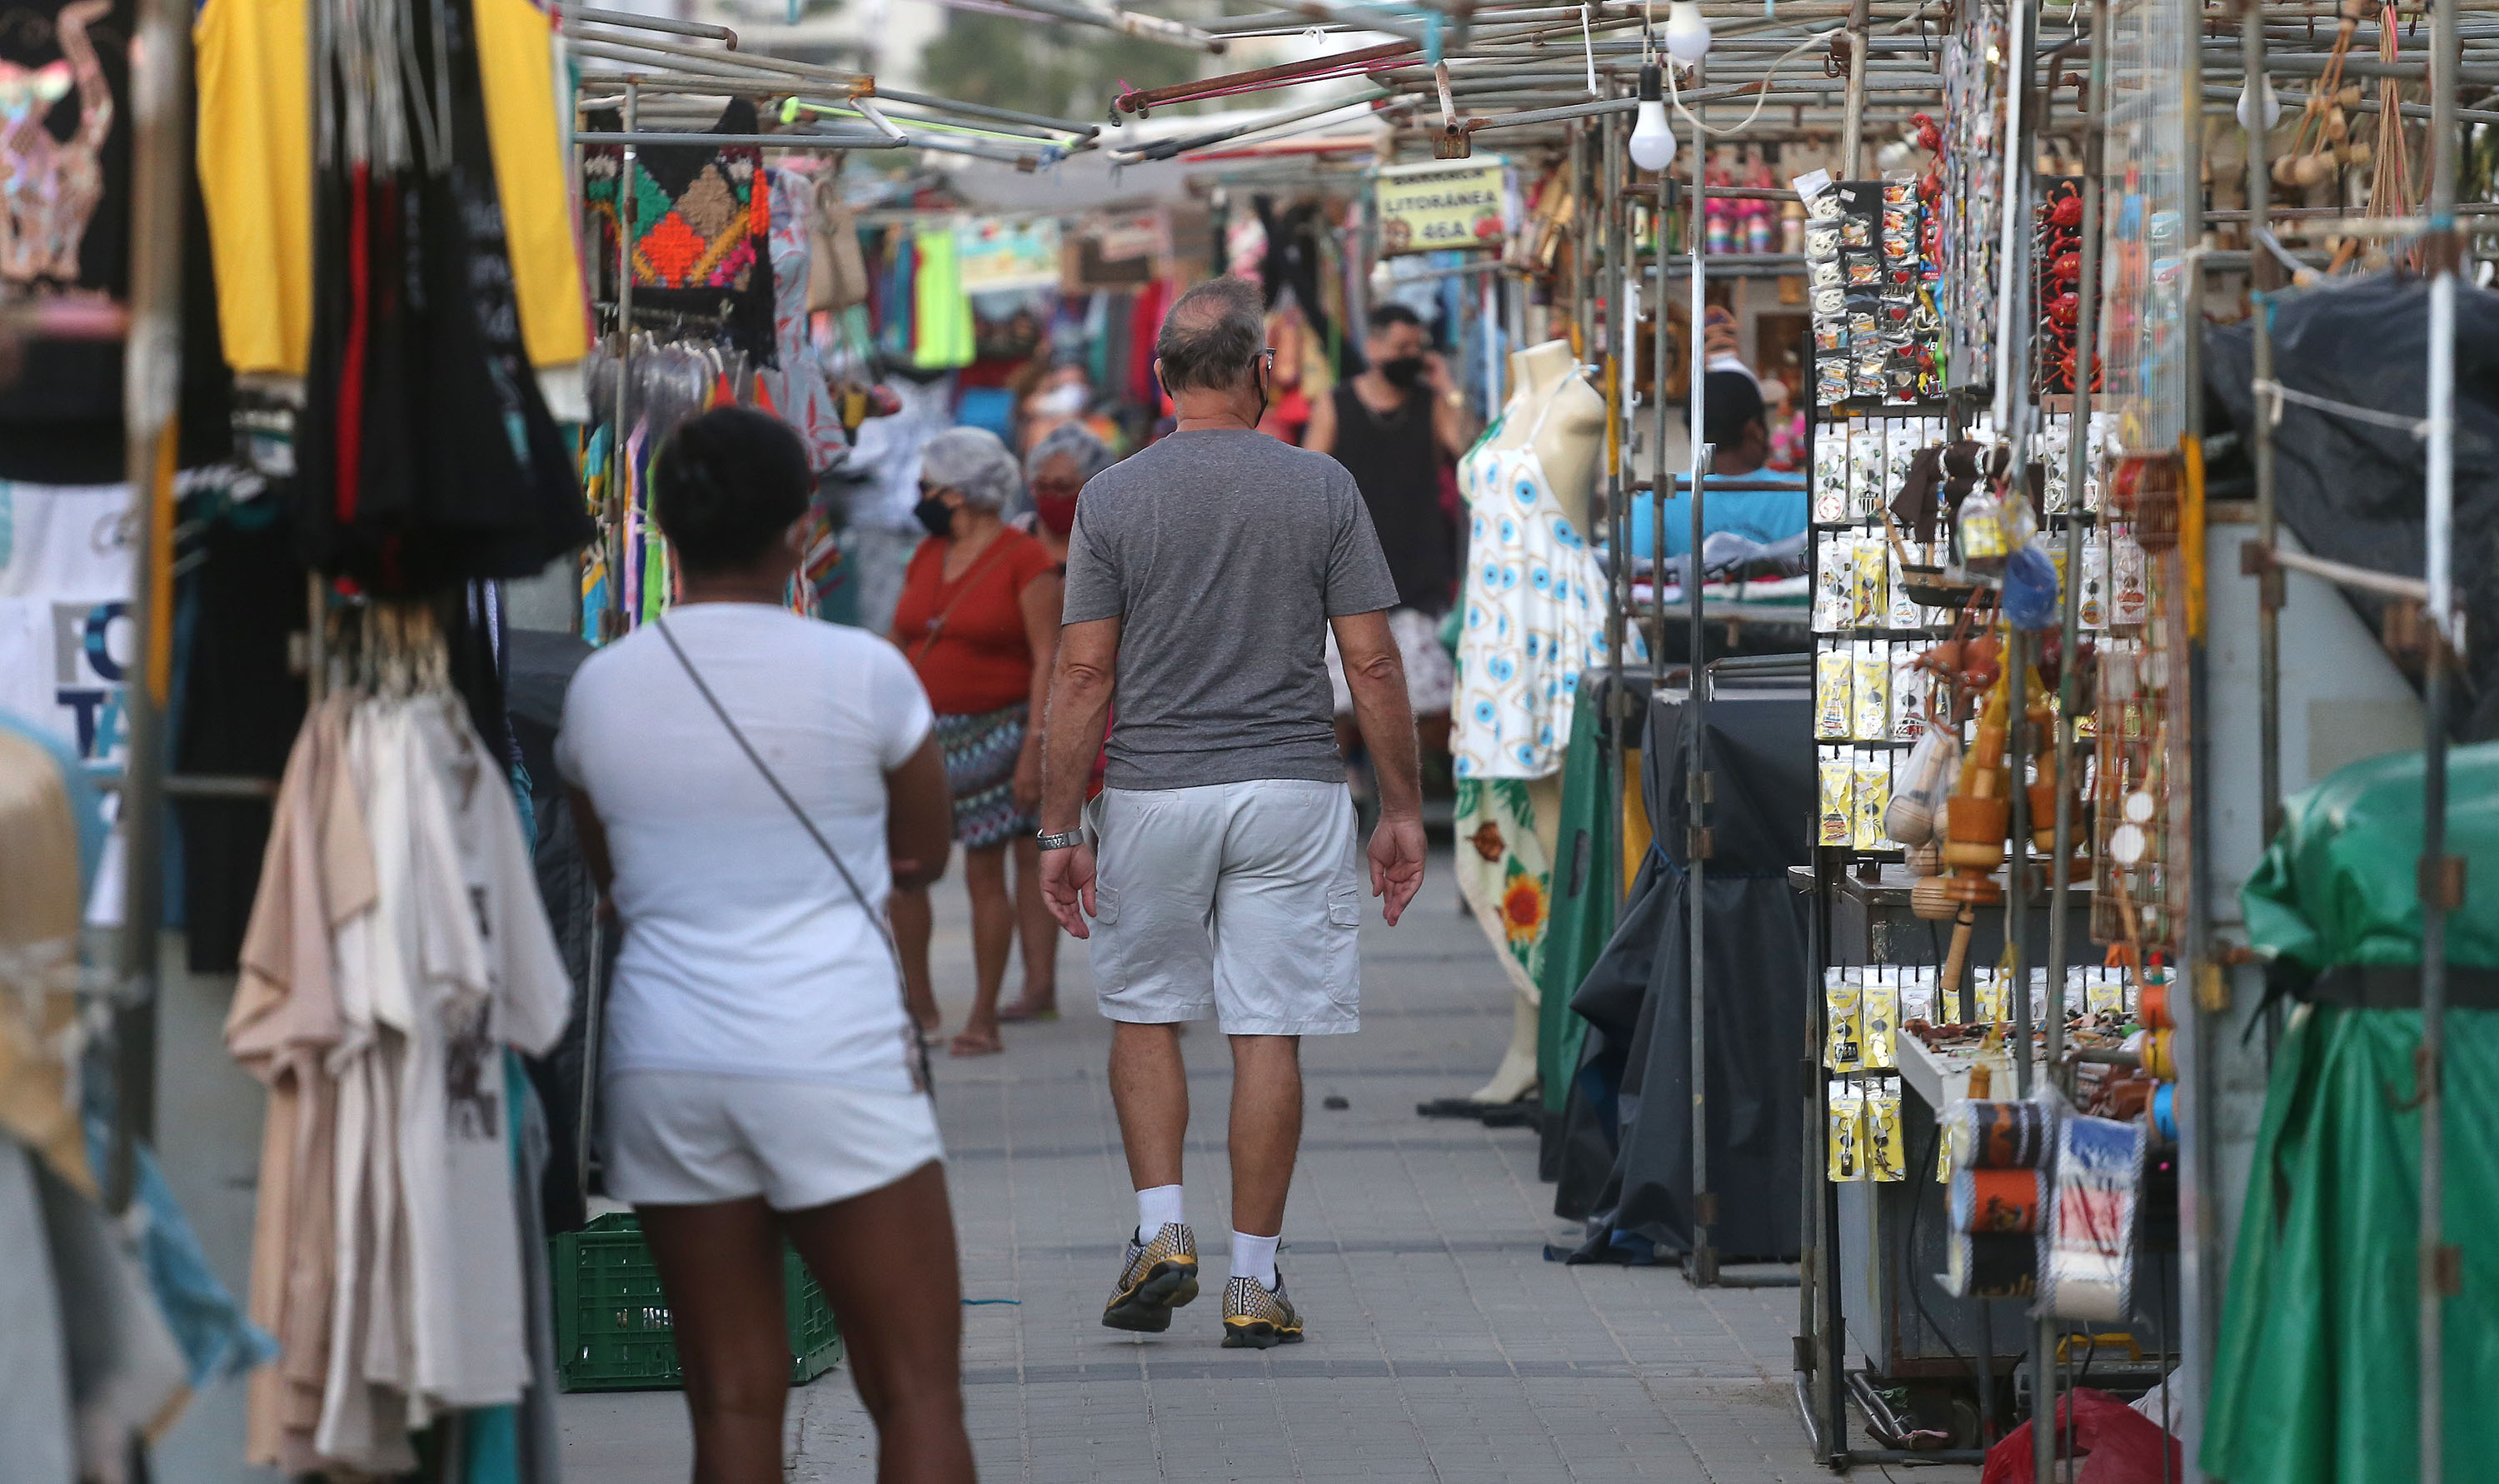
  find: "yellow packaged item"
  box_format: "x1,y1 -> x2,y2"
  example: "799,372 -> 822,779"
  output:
1853,754 -> 1891,851
1867,1083 -> 1907,1182
1853,643 -> 1890,741
1818,748 -> 1854,847
1824,969 -> 1864,1071
1851,539 -> 1888,628
1863,970 -> 1899,1069
1828,1081 -> 1867,1182
1816,650 -> 1853,740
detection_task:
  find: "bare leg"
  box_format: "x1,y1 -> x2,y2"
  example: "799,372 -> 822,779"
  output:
1226,1034 -> 1304,1237
637,1199 -> 791,1484
950,845 -> 1012,1056
1000,835 -> 1059,1019
890,885 -> 942,1033
1109,1020 -> 1189,1193
780,1163 -> 975,1484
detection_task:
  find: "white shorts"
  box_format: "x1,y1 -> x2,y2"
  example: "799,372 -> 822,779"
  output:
603,1070 -> 945,1212
1326,606 -> 1456,718
1085,779 -> 1362,1036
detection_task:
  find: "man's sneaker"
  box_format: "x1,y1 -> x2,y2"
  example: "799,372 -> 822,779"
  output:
1102,1223 -> 1200,1332
1220,1272 -> 1305,1349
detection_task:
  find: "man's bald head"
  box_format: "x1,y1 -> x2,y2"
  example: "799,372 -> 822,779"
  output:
1155,276 -> 1266,394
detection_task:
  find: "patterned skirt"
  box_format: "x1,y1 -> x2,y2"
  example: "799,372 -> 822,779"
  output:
935,705 -> 1036,850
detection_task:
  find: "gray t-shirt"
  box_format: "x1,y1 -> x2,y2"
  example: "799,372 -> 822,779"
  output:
1063,428 -> 1400,790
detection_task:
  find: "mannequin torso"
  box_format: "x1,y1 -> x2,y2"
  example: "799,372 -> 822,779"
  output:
1479,340 -> 1604,536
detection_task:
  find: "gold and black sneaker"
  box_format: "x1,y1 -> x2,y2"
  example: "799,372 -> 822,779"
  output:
1102,1223 -> 1200,1332
1220,1272 -> 1305,1349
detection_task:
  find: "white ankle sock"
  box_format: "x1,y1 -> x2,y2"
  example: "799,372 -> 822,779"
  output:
1135,1184 -> 1185,1237
1231,1231 -> 1280,1289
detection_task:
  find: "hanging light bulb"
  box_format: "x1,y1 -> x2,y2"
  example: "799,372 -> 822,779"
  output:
2236,76 -> 2282,132
1664,1 -> 1712,64
1629,62 -> 1678,172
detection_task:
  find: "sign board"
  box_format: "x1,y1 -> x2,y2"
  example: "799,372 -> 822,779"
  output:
955,217 -> 1063,296
1374,157 -> 1508,256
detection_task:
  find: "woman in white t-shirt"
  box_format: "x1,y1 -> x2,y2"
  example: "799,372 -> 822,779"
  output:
557,407 -> 971,1483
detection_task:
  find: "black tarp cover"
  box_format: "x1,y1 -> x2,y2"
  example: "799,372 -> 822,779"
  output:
1554,687 -> 1813,1262
2204,273 -> 2499,739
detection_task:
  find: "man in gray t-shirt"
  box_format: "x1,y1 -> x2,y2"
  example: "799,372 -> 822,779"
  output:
1037,276 -> 1428,1352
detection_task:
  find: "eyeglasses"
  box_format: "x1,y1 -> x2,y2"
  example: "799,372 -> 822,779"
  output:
1254,347 -> 1277,368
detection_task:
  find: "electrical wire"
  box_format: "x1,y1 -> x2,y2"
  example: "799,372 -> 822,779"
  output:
1664,30 -> 1830,137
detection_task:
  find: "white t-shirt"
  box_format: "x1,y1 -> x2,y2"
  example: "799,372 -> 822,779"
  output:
556,604 -> 935,1092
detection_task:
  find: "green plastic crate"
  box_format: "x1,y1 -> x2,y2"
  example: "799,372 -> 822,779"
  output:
551,1213 -> 843,1392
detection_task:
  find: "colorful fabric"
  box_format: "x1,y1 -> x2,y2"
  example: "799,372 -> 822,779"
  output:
579,100 -> 776,365
934,704 -> 1034,850
758,167 -> 845,471
910,227 -> 975,370
1454,774 -> 1561,1003
1452,402 -> 1636,781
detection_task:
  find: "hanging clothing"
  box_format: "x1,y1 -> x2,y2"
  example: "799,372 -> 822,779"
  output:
232,682 -> 571,1474
292,0 -> 591,596
759,168 -> 847,472
471,0 -> 589,372
1451,407 -> 1628,781
193,0 -> 312,376
173,492 -> 310,974
910,227 -> 975,371
806,177 -> 870,314
581,100 -> 777,366
0,0 -> 132,481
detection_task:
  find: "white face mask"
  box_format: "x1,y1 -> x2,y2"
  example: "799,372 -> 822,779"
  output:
1032,384 -> 1087,419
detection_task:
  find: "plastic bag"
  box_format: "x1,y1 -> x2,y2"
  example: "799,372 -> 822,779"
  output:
1884,724 -> 1962,844
2003,538 -> 2062,630
1982,1387 -> 2182,1484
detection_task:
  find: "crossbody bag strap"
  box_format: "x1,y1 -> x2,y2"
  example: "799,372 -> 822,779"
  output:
656,617 -> 934,1097
907,535 -> 1021,665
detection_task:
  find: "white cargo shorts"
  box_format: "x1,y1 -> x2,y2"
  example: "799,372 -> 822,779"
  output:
1084,779 -> 1363,1035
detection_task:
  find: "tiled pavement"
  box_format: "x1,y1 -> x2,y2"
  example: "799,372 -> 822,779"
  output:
560,848 -> 1957,1482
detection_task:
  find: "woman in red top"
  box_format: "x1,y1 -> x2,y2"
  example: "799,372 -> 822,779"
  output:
889,427 -> 1062,1056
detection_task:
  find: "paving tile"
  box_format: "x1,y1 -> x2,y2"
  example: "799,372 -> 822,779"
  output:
561,848 -> 1978,1483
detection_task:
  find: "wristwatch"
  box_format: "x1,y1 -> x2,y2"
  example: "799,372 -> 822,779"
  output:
1035,829 -> 1086,852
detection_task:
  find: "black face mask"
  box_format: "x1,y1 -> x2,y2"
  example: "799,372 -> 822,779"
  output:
913,495 -> 955,539
1379,356 -> 1428,389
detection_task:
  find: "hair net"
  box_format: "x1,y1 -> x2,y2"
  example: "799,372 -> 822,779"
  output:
1024,421 -> 1116,486
920,426 -> 1022,512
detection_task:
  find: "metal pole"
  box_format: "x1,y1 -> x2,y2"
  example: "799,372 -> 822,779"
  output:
1993,0 -> 2037,446
1604,102 -> 1630,913
2418,0 -> 2461,1474
1683,92 -> 1720,1288
2046,5 -> 2106,1472
610,80 -> 639,640
2244,2 -> 2282,847
1839,0 -> 1872,177
107,0 -> 191,1215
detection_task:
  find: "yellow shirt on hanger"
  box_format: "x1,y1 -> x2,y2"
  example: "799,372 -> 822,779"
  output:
475,0 -> 590,371
196,0 -> 312,376
196,0 -> 587,376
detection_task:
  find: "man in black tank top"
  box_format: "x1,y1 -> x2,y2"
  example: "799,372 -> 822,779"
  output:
1304,304 -> 1475,763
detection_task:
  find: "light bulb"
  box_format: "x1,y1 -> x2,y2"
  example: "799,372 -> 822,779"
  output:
1664,2 -> 1712,64
1629,63 -> 1678,172
2236,77 -> 2282,132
